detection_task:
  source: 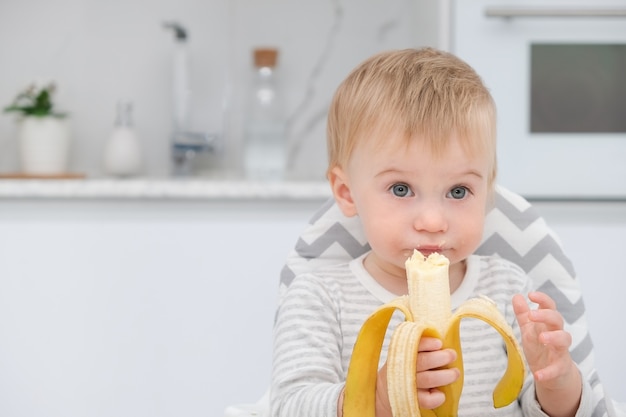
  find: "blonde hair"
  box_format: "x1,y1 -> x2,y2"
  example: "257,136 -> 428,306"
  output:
326,47 -> 497,186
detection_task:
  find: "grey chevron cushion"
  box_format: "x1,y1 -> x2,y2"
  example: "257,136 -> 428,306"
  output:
279,184 -> 618,416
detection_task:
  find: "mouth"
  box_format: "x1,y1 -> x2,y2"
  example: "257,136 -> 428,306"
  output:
414,243 -> 446,257
416,248 -> 442,257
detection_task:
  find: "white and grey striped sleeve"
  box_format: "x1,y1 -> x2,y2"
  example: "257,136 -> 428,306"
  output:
271,271 -> 347,417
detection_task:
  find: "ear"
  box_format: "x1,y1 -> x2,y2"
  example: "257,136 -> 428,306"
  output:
329,166 -> 358,217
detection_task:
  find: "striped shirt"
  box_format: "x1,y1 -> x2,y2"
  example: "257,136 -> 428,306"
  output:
271,253 -> 594,417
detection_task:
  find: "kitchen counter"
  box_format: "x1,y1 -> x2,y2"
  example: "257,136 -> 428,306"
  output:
0,178 -> 332,200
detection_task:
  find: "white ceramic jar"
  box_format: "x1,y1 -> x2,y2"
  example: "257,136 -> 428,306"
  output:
18,116 -> 71,174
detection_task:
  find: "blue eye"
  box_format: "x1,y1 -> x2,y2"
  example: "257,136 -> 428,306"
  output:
391,183 -> 412,197
448,186 -> 468,199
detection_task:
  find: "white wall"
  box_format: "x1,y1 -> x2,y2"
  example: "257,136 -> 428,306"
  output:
0,0 -> 229,177
0,0 -> 434,179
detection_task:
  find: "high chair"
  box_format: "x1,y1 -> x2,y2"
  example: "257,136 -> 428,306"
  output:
224,185 -> 623,417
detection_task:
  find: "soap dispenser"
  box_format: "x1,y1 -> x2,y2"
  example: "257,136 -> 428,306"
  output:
102,100 -> 142,177
163,21 -> 191,134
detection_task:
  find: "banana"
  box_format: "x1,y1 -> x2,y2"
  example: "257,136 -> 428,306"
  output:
343,250 -> 526,417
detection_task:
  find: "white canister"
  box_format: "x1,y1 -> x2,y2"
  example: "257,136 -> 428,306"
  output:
18,116 -> 71,174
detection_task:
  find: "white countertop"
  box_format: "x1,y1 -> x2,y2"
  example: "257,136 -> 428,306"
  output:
0,178 -> 333,200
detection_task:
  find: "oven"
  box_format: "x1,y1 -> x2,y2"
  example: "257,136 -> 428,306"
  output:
450,0 -> 626,199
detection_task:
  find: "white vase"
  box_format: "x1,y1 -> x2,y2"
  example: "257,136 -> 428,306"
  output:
102,101 -> 142,177
102,126 -> 142,177
18,116 -> 71,174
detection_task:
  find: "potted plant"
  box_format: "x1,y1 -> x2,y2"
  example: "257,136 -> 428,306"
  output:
3,81 -> 71,174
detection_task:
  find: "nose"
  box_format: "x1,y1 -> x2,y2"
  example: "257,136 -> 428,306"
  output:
413,201 -> 448,233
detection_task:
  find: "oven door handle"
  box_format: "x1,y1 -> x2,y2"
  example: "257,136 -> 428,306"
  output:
485,7 -> 626,18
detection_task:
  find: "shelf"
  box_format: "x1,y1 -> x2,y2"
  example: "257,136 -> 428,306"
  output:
0,178 -> 332,201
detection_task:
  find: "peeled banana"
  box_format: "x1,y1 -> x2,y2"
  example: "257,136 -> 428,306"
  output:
343,250 -> 526,417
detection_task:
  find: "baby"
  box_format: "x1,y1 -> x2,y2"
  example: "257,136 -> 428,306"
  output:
271,48 -> 591,417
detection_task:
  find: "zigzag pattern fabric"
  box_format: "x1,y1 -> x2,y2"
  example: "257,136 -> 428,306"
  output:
279,185 -> 619,417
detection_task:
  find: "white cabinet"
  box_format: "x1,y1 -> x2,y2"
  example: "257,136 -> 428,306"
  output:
0,196 -> 326,417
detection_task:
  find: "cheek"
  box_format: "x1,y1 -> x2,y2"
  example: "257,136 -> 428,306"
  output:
362,214 -> 392,244
360,208 -> 406,250
456,210 -> 485,248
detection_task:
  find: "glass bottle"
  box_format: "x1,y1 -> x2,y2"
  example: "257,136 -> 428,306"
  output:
102,100 -> 142,177
243,48 -> 287,181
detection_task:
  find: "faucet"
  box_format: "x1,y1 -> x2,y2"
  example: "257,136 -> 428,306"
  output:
164,21 -> 220,176
171,131 -> 219,176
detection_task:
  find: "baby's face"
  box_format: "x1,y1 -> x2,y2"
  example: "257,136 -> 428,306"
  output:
343,131 -> 491,282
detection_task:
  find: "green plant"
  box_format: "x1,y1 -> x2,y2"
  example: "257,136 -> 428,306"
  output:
3,81 -> 67,118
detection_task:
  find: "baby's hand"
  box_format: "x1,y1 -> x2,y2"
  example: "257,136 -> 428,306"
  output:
512,292 -> 577,389
374,337 -> 459,417
413,337 -> 460,409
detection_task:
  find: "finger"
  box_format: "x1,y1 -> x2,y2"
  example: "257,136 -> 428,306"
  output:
532,359 -> 572,383
512,294 -> 531,326
417,336 -> 443,352
529,308 -> 564,330
528,291 -> 557,310
416,367 -> 460,389
417,388 -> 446,410
416,348 -> 457,372
537,329 -> 572,349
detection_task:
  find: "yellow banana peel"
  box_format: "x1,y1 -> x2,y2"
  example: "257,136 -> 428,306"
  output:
343,250 -> 526,417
